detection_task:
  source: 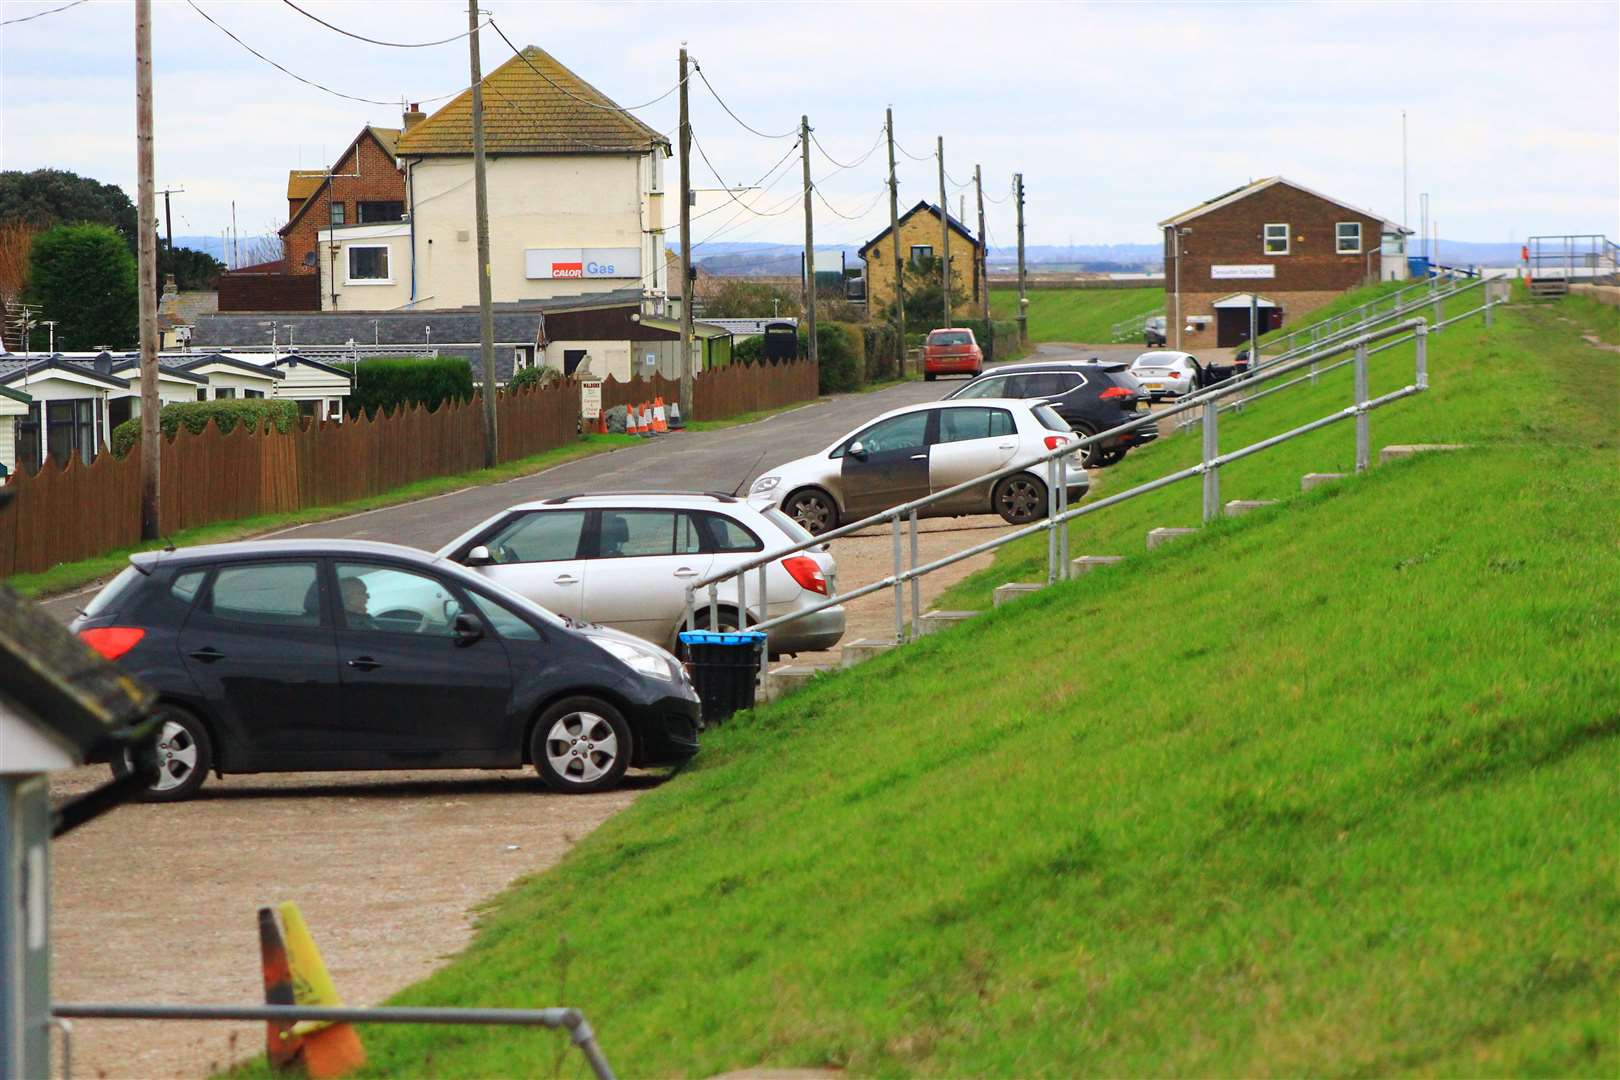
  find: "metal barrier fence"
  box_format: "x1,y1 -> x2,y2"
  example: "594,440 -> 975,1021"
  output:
1255,271 -> 1471,360
51,1002 -> 615,1080
687,314 -> 1446,680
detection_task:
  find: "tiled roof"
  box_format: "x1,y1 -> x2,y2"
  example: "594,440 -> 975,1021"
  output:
369,126 -> 401,158
287,171 -> 324,201
1158,176 -> 1401,228
395,45 -> 668,157
859,201 -> 979,257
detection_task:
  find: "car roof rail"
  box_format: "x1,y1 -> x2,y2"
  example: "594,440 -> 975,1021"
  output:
540,490 -> 738,505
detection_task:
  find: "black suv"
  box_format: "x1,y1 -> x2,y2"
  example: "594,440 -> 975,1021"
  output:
69,539 -> 702,801
944,360 -> 1156,467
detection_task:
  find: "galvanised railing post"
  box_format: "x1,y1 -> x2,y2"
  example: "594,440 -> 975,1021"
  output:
737,569 -> 748,630
1433,287 -> 1443,331
1201,399 -> 1219,522
908,509 -> 920,639
1484,296 -> 1494,329
684,584 -> 695,638
1415,320 -> 1429,390
756,564 -> 769,683
1354,342 -> 1370,472
707,582 -> 719,630
1046,456 -> 1060,584
891,515 -> 904,642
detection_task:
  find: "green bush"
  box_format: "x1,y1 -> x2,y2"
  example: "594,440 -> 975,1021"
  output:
26,223 -> 137,351
111,398 -> 299,457
733,335 -> 766,364
815,322 -> 864,394
862,323 -> 902,381
505,365 -> 557,392
331,356 -> 474,417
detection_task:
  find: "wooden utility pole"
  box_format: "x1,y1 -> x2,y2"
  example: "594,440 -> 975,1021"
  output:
801,115 -> 817,367
1015,172 -> 1028,346
937,136 -> 950,325
885,107 -> 905,373
468,0 -> 497,466
678,46 -> 694,419
156,185 -> 183,294
974,164 -> 988,323
135,0 -> 161,539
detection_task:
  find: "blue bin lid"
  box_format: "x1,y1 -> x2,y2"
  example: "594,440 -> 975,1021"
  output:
678,630 -> 767,646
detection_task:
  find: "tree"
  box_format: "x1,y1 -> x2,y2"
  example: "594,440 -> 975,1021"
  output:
0,168 -> 138,250
697,278 -> 798,319
27,224 -> 138,351
888,253 -> 966,333
0,220 -> 35,310
159,240 -> 223,290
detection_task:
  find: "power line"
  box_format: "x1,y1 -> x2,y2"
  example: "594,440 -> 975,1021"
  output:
690,62 -> 797,140
488,19 -> 687,114
0,0 -> 87,26
689,133 -> 803,220
981,178 -> 1016,205
894,137 -> 935,162
814,184 -> 889,222
480,79 -> 668,153
186,1 -> 464,106
810,127 -> 885,172
278,0 -> 482,47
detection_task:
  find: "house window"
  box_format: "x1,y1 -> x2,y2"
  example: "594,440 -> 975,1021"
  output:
1381,230 -> 1406,256
346,245 -> 391,283
357,201 -> 404,223
42,399 -> 95,466
196,387 -> 208,401
909,245 -> 933,265
244,389 -> 265,399
329,202 -> 346,225
1263,224 -> 1290,255
1336,222 -> 1363,254
215,387 -> 237,400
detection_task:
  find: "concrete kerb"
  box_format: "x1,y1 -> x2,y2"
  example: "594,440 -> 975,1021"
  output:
1070,555 -> 1125,578
1147,527 -> 1198,550
917,610 -> 979,636
1380,443 -> 1470,465
1301,472 -> 1347,492
840,638 -> 898,668
1224,499 -> 1279,516
992,583 -> 1045,607
764,663 -> 838,702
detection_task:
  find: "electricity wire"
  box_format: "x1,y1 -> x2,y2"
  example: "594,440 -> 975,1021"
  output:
810,127 -> 885,171
690,61 -> 798,140
0,0 -> 87,26
489,19 -> 687,113
278,0 -> 483,48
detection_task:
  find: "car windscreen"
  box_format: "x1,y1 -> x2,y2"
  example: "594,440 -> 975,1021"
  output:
951,375 -> 1009,400
1131,354 -> 1167,369
928,331 -> 972,345
1032,405 -> 1071,432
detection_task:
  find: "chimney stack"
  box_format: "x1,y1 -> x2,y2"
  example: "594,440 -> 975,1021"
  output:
403,103 -> 426,130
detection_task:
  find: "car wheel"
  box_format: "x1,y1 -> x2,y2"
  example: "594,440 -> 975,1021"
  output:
1095,448 -> 1126,467
1070,423 -> 1100,468
113,704 -> 213,802
674,608 -> 742,661
532,697 -> 632,794
993,474 -> 1048,525
783,488 -> 838,535
924,372 -> 937,382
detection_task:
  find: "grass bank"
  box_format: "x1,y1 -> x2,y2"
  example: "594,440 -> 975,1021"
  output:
306,293 -> 1616,1076
8,434 -> 640,598
991,285 -> 1163,344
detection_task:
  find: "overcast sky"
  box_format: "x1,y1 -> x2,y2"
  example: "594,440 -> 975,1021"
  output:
2,0 -> 1615,253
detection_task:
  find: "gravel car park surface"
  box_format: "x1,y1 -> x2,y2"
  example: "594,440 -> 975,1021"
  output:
40,348 -> 1142,1077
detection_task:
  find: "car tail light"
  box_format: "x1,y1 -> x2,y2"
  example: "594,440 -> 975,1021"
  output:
1043,435 -> 1070,451
781,555 -> 828,595
1099,386 -> 1134,401
78,626 -> 145,661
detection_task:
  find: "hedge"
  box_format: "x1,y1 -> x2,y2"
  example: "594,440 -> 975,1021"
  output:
111,398 -> 300,457
332,356 -> 474,417
814,322 -> 864,394
862,323 -> 902,381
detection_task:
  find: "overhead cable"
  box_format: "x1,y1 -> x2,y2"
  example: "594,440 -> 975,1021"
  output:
489,19 -> 687,113
690,61 -> 798,140
1,0 -> 87,26
279,0 -> 482,48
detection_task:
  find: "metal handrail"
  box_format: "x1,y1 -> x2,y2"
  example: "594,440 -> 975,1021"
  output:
1255,271 -> 1475,359
687,316 -> 1437,667
52,1002 -> 615,1080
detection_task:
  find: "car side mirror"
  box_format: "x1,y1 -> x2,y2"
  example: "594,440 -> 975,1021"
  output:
848,441 -> 868,460
464,544 -> 494,566
453,611 -> 484,645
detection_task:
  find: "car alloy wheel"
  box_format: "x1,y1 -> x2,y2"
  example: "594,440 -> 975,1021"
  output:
993,474 -> 1047,524
784,489 -> 837,535
116,706 -> 213,802
544,711 -> 620,786
1072,425 -> 1100,468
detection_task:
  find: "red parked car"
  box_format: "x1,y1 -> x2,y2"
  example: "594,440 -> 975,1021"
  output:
922,328 -> 984,381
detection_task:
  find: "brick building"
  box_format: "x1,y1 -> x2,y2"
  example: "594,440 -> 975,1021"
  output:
280,124 -> 405,277
1160,177 -> 1408,350
859,201 -> 984,317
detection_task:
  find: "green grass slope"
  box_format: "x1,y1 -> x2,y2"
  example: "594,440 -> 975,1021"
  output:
334,299 -> 1615,1077
990,285 -> 1163,344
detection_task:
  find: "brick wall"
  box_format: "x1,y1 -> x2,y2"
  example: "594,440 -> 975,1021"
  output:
863,209 -> 982,315
282,131 -> 405,276
1164,181 -> 1385,349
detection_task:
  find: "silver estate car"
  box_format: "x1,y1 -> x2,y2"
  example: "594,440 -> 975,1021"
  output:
1129,350 -> 1202,400
747,399 -> 1090,535
437,493 -> 845,657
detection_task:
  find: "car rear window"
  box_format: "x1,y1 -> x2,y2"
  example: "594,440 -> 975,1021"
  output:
81,565 -> 142,619
762,507 -> 826,552
928,330 -> 973,345
1032,404 -> 1071,432
699,511 -> 764,553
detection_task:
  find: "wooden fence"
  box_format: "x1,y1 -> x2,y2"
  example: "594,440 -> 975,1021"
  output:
0,359 -> 818,579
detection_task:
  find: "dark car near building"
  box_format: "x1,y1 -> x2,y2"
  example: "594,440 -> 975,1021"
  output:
68,540 -> 702,801
944,360 -> 1157,467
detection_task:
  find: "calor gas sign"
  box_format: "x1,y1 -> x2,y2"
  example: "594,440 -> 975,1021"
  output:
524,247 -> 641,280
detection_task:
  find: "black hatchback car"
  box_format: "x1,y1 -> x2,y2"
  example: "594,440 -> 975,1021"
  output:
69,539 -> 702,801
944,360 -> 1157,467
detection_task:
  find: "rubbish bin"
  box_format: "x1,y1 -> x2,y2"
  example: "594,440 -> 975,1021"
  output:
678,630 -> 765,725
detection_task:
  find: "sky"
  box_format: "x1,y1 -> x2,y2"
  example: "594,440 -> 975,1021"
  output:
1,0 -> 1616,255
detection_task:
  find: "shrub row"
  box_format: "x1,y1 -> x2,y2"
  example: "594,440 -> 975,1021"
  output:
330,356 -> 474,417
110,398 -> 300,457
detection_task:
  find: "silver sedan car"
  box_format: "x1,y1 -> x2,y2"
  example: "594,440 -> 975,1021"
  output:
747,399 -> 1090,535
437,493 -> 845,657
1129,350 -> 1202,400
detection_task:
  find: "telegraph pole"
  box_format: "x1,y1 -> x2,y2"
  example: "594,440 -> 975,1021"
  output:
1015,173 -> 1028,345
468,0 -> 497,466
885,107 -> 905,373
937,136 -> 950,324
678,46 -> 694,419
157,185 -> 183,287
801,115 -> 817,367
135,0 -> 161,539
974,164 -> 988,323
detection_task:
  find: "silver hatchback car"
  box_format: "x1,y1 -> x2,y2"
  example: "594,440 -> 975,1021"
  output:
437,493 -> 845,657
747,398 -> 1090,535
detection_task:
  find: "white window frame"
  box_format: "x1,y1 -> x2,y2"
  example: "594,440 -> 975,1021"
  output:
1263,223 -> 1290,255
909,244 -> 934,265
1336,222 -> 1363,255
345,244 -> 393,285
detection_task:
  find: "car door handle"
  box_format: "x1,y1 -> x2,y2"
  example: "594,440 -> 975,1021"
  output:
187,647 -> 226,663
997,443 -> 1016,449
672,567 -> 700,578
553,574 -> 579,585
909,453 -> 927,460
346,656 -> 382,671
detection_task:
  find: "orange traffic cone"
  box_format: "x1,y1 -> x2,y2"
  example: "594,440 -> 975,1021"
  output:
259,908 -> 303,1070
629,404 -> 644,436
652,396 -> 669,433
279,902 -> 366,1078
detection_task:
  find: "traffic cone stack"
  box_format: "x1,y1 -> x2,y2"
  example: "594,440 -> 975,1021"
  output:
668,401 -> 684,430
269,902 -> 366,1078
627,404 -> 643,436
652,397 -> 669,433
258,908 -> 302,1069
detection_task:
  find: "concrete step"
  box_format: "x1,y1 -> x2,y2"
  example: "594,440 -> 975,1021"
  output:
1070,555 -> 1125,577
992,582 -> 1044,607
917,610 -> 978,636
1380,443 -> 1469,465
1147,527 -> 1197,550
1224,499 -> 1279,516
764,663 -> 838,702
840,638 -> 898,668
1301,472 -> 1346,492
